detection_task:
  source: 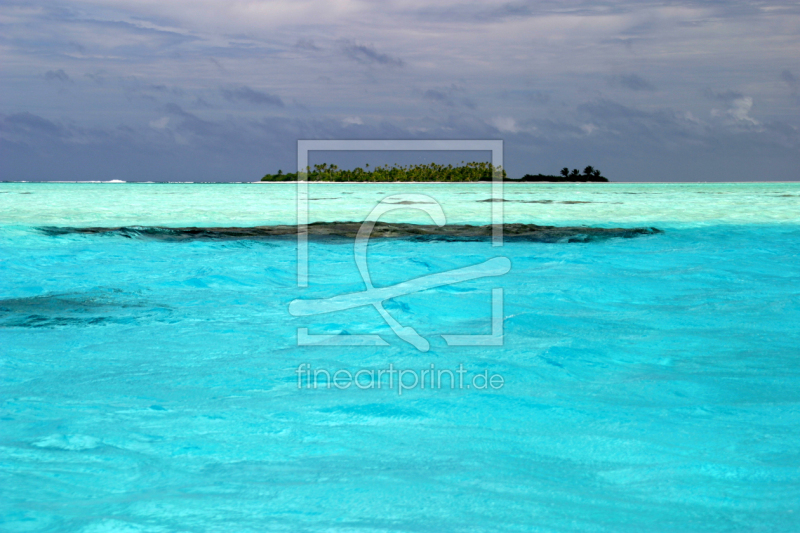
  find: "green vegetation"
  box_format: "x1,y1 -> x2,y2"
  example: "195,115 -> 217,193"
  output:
261,169 -> 298,181
261,162 -> 506,182
260,163 -> 607,182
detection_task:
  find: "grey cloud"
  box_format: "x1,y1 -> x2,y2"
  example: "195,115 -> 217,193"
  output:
0,111 -> 115,150
2,106 -> 798,183
414,1 -> 543,23
342,41 -> 404,67
193,97 -> 214,109
424,89 -> 451,104
761,120 -> 800,148
295,39 -> 320,51
578,99 -> 659,122
412,0 -> 785,28
781,69 -> 798,95
504,89 -> 550,104
84,71 -> 108,85
616,73 -> 656,91
575,97 -> 797,153
12,13 -> 196,57
2,7 -> 199,71
82,73 -> 185,101
80,18 -> 197,49
163,103 -> 189,116
576,98 -> 712,144
292,99 -> 309,111
2,0 -> 799,183
415,1 -> 641,23
1,112 -> 65,138
45,69 -> 72,83
423,85 -> 476,109
147,84 -> 183,97
68,41 -> 86,54
702,89 -> 760,126
525,90 -> 551,104
148,84 -> 169,93
163,103 -> 222,138
221,87 -> 284,107
208,57 -> 226,72
704,88 -> 745,102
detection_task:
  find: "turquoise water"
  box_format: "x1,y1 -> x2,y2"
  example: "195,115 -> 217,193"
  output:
2,183 -> 799,532
2,182 -> 799,227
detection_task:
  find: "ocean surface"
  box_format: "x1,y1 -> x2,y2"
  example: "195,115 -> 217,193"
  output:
1,182 -> 799,532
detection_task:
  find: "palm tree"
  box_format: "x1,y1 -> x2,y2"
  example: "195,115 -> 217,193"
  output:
570,168 -> 580,178
583,165 -> 595,176
560,167 -> 569,178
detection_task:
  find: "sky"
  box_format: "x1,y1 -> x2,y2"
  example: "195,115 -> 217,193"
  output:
1,0 -> 798,182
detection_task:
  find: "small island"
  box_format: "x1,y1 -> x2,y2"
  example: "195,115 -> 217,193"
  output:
262,162 -> 504,182
261,163 -> 608,182
515,167 -> 608,183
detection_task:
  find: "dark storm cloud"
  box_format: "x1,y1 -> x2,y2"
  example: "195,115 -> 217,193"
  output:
1,0 -> 798,182
2,105 -> 799,183
0,112 -> 116,150
1,112 -> 66,139
221,87 -> 285,107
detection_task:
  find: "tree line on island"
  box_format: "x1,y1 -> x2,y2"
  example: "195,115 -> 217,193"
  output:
519,166 -> 607,182
261,163 -> 607,182
261,162 -> 504,182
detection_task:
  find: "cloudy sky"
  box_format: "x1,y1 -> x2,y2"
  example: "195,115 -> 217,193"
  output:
1,0 -> 798,181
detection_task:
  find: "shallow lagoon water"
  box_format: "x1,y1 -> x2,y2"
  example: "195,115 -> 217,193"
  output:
2,181 -> 799,227
1,183 -> 799,532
